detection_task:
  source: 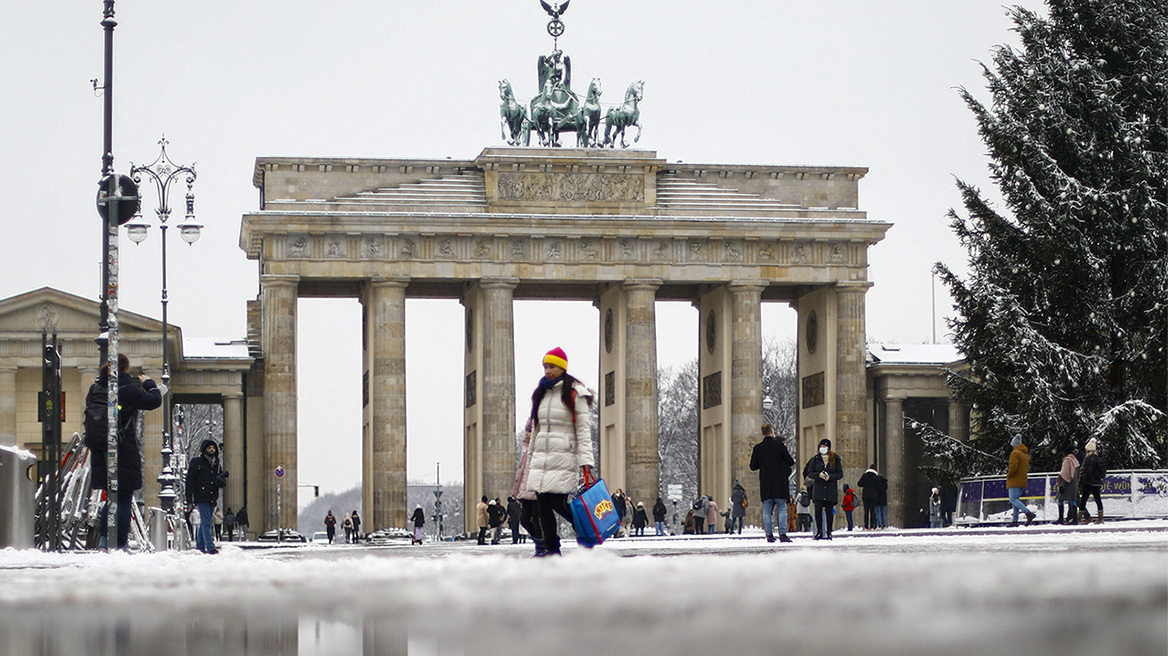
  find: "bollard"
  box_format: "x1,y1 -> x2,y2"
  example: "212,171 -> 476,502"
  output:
0,444 -> 37,548
148,507 -> 168,552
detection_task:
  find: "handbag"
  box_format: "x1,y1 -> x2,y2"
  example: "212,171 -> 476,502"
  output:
570,469 -> 620,547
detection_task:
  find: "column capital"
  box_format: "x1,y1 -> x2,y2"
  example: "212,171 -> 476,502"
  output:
260,274 -> 300,288
727,281 -> 767,295
834,281 -> 873,294
478,277 -> 520,291
623,278 -> 662,292
222,391 -> 244,401
367,276 -> 411,290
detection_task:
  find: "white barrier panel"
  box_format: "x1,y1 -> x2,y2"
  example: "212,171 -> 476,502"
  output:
957,470 -> 1168,524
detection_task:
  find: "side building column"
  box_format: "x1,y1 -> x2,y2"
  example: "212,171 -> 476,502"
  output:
623,280 -> 661,507
260,274 -> 299,532
223,391 -> 245,511
0,365 -> 17,446
884,395 -> 906,528
364,277 -> 409,531
834,282 -> 871,530
729,283 -> 765,524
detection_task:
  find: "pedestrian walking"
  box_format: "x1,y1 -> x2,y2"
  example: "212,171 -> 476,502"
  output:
802,438 -> 843,540
841,484 -> 857,531
1078,438 -> 1107,524
612,489 -> 628,537
1055,444 -> 1081,525
489,498 -> 506,544
185,439 -> 229,554
940,483 -> 958,527
224,506 -> 236,542
749,422 -> 795,543
652,497 -> 667,536
324,510 -> 337,544
342,514 -> 353,543
476,496 -> 490,545
928,487 -> 943,528
507,497 -> 523,544
795,488 -> 812,532
691,495 -> 708,535
411,505 -> 426,544
349,511 -> 362,543
213,506 -> 224,542
706,497 -> 719,534
729,481 -> 748,535
234,506 -> 249,541
523,346 -> 595,556
86,353 -> 164,551
1006,434 -> 1036,527
632,502 -> 648,537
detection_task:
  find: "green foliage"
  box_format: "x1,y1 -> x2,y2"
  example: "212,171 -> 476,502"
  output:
936,0 -> 1167,473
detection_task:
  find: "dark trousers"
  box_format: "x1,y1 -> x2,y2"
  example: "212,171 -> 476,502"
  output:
1079,484 -> 1103,518
813,501 -> 833,538
99,488 -> 134,549
864,502 -> 878,529
535,492 -> 573,553
477,527 -> 488,544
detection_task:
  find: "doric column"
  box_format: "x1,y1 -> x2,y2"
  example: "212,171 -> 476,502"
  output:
222,391 -> 245,511
834,282 -> 870,529
260,274 -> 299,532
0,365 -> 17,446
729,283 -> 765,520
366,277 -> 409,530
948,401 -> 966,443
479,278 -> 517,508
623,280 -> 661,505
884,395 -> 906,528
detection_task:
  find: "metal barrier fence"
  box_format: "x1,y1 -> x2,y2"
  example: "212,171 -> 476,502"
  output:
958,470 -> 1168,524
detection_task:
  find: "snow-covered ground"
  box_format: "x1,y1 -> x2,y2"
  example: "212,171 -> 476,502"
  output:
2,523 -> 1166,656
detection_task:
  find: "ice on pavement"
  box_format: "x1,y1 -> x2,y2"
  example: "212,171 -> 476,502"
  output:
1,524 -> 1165,656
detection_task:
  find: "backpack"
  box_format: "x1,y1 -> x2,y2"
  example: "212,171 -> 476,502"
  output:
83,382 -> 125,452
797,490 -> 810,508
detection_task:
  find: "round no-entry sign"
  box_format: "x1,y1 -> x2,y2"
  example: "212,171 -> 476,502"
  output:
275,466 -> 284,478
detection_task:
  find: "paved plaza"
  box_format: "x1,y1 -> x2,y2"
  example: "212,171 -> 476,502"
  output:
1,522 -> 1165,656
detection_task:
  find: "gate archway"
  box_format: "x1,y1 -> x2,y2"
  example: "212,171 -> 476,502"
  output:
240,147 -> 890,532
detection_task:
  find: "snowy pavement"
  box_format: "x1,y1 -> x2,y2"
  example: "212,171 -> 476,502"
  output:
2,522 -> 1166,656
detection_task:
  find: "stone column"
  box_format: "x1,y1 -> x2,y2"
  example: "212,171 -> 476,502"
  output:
623,280 -> 661,505
729,283 -> 765,522
479,278 -> 517,506
261,274 -> 299,532
884,395 -> 906,528
0,366 -> 17,446
948,401 -> 966,443
367,277 -> 409,530
222,392 -> 245,510
834,283 -> 870,530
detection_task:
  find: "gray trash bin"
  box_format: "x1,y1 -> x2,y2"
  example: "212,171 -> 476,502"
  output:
0,444 -> 37,549
148,507 -> 168,551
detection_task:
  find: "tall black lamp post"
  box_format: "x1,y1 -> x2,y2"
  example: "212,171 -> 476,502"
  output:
126,136 -> 200,530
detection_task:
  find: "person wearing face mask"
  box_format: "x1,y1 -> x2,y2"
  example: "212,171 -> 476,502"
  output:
802,438 -> 843,540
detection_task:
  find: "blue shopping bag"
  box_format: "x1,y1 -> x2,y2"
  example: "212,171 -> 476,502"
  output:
570,470 -> 620,547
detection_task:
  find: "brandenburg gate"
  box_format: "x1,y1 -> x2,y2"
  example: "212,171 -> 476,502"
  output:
239,147 -> 890,532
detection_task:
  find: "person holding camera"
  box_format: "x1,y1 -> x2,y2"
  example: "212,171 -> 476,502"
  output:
186,439 -> 229,554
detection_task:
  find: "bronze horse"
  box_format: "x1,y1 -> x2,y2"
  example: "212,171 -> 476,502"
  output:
604,80 -> 644,148
499,80 -> 530,146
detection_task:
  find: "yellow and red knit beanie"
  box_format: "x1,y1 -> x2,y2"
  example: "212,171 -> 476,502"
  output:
543,347 -> 568,371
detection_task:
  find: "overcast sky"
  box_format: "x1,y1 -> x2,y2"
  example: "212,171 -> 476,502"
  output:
0,1 -> 1046,503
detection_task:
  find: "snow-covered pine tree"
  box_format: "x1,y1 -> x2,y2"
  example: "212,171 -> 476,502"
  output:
935,0 -> 1167,474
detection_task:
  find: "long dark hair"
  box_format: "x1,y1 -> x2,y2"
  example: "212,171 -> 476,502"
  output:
529,372 -> 583,428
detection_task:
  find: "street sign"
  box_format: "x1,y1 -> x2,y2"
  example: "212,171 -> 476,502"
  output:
667,483 -> 683,501
275,466 -> 284,478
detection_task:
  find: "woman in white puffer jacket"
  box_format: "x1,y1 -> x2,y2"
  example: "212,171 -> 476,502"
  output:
524,346 -> 594,556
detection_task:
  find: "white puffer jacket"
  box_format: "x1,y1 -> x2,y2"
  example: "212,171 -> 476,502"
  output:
526,379 -> 594,494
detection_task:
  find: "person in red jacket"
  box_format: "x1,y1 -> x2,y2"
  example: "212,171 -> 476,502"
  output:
841,484 -> 857,531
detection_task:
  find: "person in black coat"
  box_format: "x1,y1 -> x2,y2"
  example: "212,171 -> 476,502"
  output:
411,506 -> 426,544
749,423 -> 796,543
186,439 -> 228,554
857,465 -> 881,530
803,438 -> 844,539
652,497 -> 667,536
87,354 -> 163,550
1078,438 -> 1107,523
507,497 -> 524,544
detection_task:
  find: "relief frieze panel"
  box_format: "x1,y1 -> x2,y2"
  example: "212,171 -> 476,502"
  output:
497,172 -> 645,203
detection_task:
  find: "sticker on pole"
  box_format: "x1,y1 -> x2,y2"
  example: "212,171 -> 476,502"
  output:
275,466 -> 284,478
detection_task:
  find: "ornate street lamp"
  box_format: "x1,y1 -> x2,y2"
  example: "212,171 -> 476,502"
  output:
127,136 -> 198,537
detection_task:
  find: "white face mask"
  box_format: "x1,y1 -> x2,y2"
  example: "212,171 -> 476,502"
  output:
819,446 -> 829,455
